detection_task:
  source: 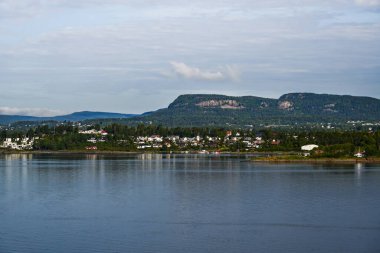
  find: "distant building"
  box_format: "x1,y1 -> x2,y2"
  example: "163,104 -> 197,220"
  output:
354,152 -> 365,158
100,130 -> 108,136
1,137 -> 35,150
79,129 -> 108,136
301,144 -> 319,151
87,138 -> 97,143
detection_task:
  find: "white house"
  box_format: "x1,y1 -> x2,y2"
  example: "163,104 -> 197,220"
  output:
87,138 -> 97,143
354,152 -> 365,158
301,144 -> 319,151
1,137 -> 34,150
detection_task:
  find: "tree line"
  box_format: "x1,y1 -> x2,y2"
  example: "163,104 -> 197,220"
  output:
0,123 -> 379,157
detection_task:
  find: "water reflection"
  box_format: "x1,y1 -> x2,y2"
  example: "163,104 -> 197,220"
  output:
3,153 -> 34,161
1,154 -> 380,253
355,163 -> 364,182
355,163 -> 364,171
85,154 -> 98,160
137,153 -> 163,160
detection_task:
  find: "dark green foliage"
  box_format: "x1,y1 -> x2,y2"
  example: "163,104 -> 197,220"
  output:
0,130 -> 7,141
113,93 -> 380,127
316,144 -> 355,158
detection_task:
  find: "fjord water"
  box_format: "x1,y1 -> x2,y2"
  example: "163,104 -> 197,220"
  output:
1,154 -> 379,253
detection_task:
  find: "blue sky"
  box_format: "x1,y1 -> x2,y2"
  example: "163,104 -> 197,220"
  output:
0,0 -> 379,116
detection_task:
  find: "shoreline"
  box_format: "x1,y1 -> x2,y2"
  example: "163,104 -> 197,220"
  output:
251,157 -> 380,164
0,150 -> 292,155
1,150 -> 380,163
0,150 -> 142,155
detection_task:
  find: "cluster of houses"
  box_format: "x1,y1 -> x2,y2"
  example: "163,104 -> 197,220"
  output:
134,132 -> 266,150
0,128 -> 367,158
79,129 -> 108,136
1,137 -> 37,150
79,129 -> 108,145
79,129 -> 109,150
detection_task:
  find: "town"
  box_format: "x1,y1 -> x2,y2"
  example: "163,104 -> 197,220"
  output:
1,123 -> 379,158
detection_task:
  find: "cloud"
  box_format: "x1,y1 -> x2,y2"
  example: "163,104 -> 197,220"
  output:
225,65 -> 241,82
170,62 -> 240,81
0,0 -> 379,112
355,0 -> 380,7
170,62 -> 223,81
0,107 -> 65,117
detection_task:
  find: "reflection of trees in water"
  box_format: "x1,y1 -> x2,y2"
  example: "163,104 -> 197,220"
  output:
138,153 -> 163,160
4,153 -> 33,161
85,154 -> 98,160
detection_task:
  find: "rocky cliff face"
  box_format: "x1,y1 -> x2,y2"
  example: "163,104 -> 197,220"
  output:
196,99 -> 244,109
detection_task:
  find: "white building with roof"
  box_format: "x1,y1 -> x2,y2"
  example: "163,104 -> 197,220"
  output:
301,144 -> 319,151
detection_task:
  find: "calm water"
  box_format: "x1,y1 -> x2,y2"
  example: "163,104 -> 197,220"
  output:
1,154 -> 380,253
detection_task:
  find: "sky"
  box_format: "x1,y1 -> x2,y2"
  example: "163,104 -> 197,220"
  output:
0,0 -> 380,116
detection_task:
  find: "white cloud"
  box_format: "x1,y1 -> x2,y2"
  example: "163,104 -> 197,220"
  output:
170,62 -> 240,81
170,62 -> 223,81
225,65 -> 241,82
355,0 -> 380,7
0,107 -> 65,117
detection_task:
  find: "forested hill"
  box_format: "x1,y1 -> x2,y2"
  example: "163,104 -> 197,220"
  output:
124,93 -> 380,126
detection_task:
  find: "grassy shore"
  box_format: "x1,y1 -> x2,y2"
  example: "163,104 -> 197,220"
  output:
0,150 -> 141,155
251,155 -> 380,164
1,150 -> 380,163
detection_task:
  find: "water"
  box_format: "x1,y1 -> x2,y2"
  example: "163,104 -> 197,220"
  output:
1,153 -> 379,253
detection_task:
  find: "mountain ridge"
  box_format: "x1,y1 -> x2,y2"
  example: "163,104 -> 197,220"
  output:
2,92 -> 380,127
127,92 -> 380,126
0,111 -> 137,125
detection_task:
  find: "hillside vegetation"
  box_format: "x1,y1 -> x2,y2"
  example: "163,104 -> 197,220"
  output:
122,93 -> 380,127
